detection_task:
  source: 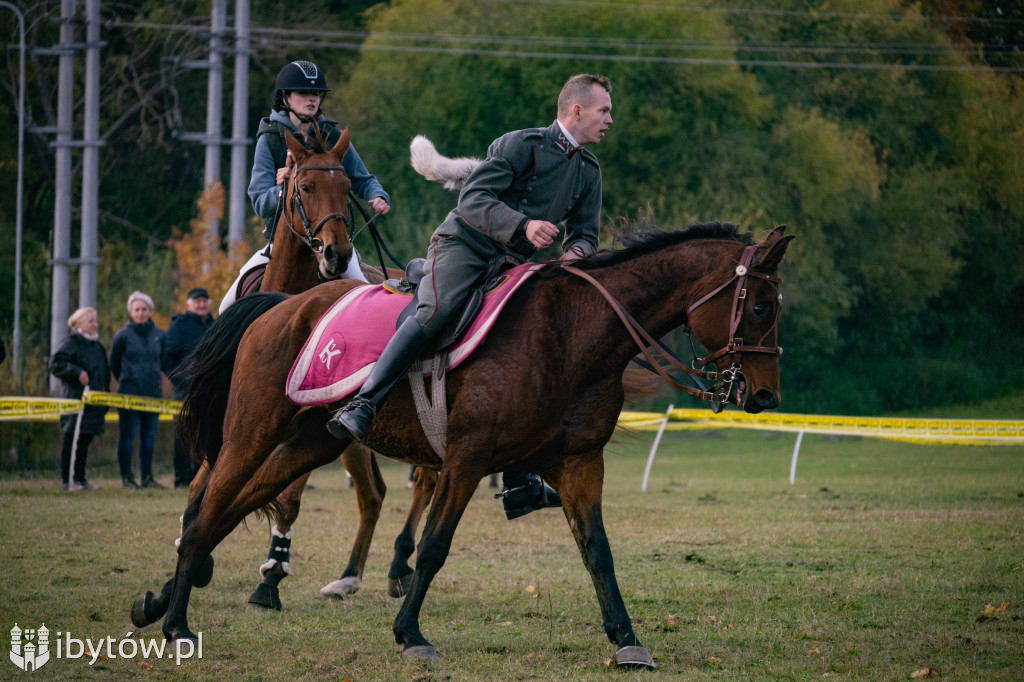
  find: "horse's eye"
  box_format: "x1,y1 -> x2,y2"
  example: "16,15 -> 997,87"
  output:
752,303 -> 770,318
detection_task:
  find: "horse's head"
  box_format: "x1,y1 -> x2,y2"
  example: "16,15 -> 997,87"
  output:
686,226 -> 794,413
283,128 -> 353,279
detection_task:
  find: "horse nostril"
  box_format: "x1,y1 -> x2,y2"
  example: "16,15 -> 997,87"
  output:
754,388 -> 778,409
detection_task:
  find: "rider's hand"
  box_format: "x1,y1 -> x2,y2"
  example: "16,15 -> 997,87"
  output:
526,220 -> 559,249
276,151 -> 293,186
368,198 -> 391,215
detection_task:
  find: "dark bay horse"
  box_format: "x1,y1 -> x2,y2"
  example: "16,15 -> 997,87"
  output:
137,221 -> 793,667
183,127 -> 433,611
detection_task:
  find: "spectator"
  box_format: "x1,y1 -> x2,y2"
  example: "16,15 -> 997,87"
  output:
49,307 -> 110,491
162,287 -> 214,488
110,290 -> 166,489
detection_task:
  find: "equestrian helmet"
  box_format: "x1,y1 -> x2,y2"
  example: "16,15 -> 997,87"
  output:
275,60 -> 329,93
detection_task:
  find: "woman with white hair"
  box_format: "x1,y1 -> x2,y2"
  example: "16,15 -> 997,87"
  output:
110,291 -> 166,489
49,307 -> 110,491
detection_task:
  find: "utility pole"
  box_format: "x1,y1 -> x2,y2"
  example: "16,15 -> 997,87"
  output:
79,0 -> 103,310
203,0 -> 226,245
49,0 -> 75,394
227,0 -> 250,245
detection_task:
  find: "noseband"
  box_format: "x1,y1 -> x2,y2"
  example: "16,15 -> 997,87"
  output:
562,242 -> 783,412
281,163 -> 350,257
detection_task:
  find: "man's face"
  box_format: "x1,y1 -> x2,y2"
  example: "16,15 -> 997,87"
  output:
573,84 -> 613,146
187,296 -> 211,316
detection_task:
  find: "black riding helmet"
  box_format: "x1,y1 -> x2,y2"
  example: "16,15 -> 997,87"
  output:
275,60 -> 329,93
272,61 -> 329,115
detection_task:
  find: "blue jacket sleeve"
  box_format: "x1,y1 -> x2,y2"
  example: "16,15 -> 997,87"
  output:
343,143 -> 390,206
248,136 -> 281,220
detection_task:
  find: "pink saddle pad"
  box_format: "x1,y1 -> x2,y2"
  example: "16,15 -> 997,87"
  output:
286,263 -> 544,405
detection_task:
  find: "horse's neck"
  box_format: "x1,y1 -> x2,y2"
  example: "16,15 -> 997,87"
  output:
556,244 -> 717,366
261,226 -> 319,295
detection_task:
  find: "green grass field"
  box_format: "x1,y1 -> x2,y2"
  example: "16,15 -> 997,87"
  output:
1,427 -> 1021,680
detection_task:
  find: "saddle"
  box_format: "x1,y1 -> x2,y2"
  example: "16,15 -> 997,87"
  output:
386,254 -> 518,355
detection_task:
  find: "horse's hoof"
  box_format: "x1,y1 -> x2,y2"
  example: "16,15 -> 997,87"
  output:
247,583 -> 282,611
387,573 -> 413,598
131,591 -> 162,628
613,645 -> 656,669
402,645 -> 440,660
193,555 -> 215,589
320,576 -> 361,599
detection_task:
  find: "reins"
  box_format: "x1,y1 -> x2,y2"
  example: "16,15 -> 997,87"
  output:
561,242 -> 783,412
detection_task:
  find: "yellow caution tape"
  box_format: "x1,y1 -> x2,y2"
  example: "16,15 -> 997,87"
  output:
618,409 -> 1024,445
5,394 -> 1021,444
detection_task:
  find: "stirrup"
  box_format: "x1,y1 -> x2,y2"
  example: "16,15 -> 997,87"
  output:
326,398 -> 377,441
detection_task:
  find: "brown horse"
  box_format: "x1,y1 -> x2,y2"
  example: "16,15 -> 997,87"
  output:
136,221 -> 793,667
184,126 -> 435,610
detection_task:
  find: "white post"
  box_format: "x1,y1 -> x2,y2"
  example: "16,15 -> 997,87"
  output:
789,430 -> 805,485
641,404 -> 673,492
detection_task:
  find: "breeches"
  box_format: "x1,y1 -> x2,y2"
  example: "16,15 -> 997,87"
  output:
413,233 -> 495,338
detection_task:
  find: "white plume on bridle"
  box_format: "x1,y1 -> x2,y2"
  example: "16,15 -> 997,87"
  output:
409,135 -> 482,191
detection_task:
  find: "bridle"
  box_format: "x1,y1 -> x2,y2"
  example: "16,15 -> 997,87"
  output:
562,242 -> 783,412
280,162 -> 350,259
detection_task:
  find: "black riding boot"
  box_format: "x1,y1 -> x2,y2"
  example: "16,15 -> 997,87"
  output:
497,472 -> 562,520
326,318 -> 429,442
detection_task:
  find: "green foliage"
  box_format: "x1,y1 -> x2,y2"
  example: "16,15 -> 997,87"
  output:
2,0 -> 1022,417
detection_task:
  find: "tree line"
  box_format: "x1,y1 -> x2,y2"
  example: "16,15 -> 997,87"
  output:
1,0 -> 1021,415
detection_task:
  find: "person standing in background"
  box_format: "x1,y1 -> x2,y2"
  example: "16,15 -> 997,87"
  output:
49,307 -> 110,491
162,287 -> 214,488
110,290 -> 166,489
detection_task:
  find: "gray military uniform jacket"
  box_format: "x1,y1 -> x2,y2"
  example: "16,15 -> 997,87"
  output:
414,121 -> 603,334
439,120 -> 602,261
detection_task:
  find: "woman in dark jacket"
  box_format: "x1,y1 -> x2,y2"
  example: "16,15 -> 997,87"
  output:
110,290 -> 166,489
49,306 -> 110,491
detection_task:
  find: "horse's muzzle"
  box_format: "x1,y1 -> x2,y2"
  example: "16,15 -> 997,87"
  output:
320,243 -> 354,279
744,387 -> 779,414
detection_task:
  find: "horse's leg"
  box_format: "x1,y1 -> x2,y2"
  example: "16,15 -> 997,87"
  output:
320,442 -> 386,599
387,466 -> 438,598
392,467 -> 479,659
549,453 -> 656,669
246,472 -> 311,611
132,461 -> 215,629
161,410 -> 344,643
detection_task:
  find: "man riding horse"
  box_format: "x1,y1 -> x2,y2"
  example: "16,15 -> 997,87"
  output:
327,73 -> 615,520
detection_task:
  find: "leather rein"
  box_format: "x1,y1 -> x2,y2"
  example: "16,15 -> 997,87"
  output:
561,243 -> 783,412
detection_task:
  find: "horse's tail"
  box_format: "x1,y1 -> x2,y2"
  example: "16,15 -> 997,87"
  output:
177,292 -> 289,467
409,135 -> 481,191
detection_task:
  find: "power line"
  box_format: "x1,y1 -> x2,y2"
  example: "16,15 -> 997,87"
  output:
102,20 -> 1024,73
499,0 -> 1024,24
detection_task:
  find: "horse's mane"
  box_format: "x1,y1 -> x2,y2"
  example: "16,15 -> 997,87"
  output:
539,218 -> 753,279
298,126 -> 334,155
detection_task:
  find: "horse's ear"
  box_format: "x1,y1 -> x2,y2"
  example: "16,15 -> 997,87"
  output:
332,127 -> 351,161
284,130 -> 306,163
756,232 -> 795,272
763,224 -> 787,246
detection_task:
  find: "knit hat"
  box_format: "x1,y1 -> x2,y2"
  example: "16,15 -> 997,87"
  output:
127,290 -> 154,312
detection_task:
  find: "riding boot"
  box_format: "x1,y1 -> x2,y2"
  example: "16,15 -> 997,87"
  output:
326,318 -> 430,442
496,472 -> 562,520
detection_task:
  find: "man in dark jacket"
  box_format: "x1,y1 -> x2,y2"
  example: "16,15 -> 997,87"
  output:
162,287 -> 215,488
328,73 -> 614,520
